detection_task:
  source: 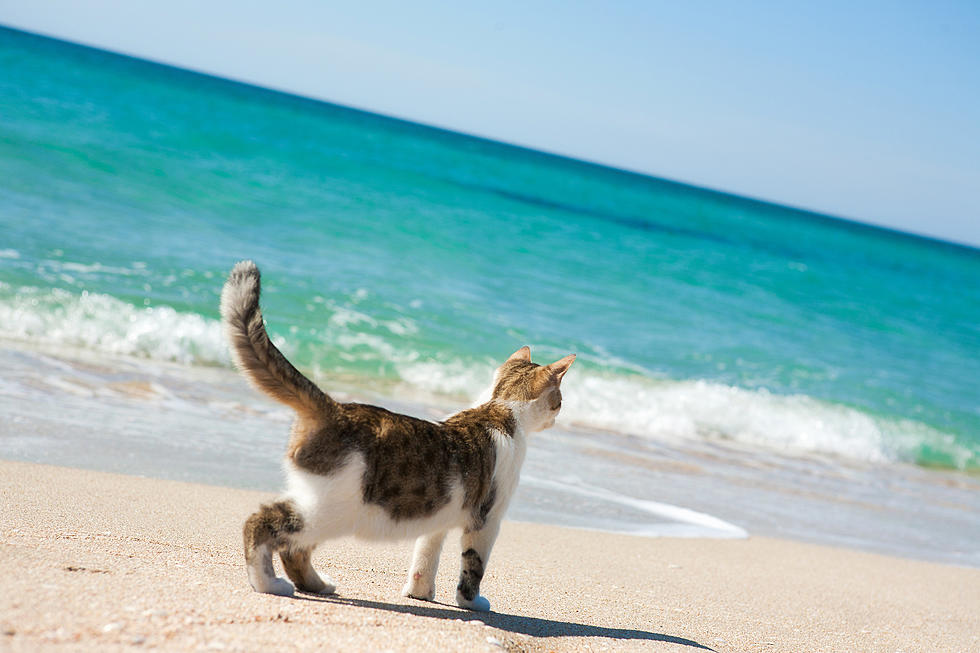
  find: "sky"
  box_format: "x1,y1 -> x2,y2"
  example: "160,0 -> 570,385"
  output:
2,1 -> 979,246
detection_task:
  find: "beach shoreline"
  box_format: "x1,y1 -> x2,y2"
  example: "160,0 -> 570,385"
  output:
2,459 -> 978,652
2,340 -> 979,569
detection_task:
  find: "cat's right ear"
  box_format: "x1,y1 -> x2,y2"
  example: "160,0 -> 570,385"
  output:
506,346 -> 531,363
546,354 -> 576,382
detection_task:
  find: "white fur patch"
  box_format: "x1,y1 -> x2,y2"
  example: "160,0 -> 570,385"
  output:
283,454 -> 469,545
487,425 -> 527,520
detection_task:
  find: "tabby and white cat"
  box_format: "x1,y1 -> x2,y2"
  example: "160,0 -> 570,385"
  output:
220,261 -> 574,611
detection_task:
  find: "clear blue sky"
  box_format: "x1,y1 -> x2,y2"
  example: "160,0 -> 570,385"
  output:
3,1 -> 979,245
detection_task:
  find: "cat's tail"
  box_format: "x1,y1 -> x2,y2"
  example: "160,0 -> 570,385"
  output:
220,260 -> 334,418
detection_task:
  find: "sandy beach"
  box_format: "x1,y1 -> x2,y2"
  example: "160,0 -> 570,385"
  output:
2,460 -> 977,652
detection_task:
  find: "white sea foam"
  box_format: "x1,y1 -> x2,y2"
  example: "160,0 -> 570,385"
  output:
397,358 -> 969,469
2,286 -> 969,469
521,476 -> 747,538
563,373 -> 894,461
396,358 -> 495,399
50,260 -> 150,277
579,375 -> 972,468
1,286 -> 228,366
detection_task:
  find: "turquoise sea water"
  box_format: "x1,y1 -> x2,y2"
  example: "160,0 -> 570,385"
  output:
2,27 -> 978,472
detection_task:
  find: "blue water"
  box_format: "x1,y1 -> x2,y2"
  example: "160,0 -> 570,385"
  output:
2,26 -> 979,471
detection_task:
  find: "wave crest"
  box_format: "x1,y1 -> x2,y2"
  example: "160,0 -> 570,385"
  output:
398,360 -> 976,470
2,286 -> 973,470
0,285 -> 228,365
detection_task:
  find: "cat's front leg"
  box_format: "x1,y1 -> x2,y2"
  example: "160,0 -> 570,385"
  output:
455,520 -> 501,612
402,530 -> 447,601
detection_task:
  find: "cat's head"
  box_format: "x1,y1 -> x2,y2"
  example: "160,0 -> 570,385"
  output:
491,346 -> 575,432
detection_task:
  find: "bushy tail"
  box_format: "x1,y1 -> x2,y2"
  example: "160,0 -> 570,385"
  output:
220,260 -> 333,417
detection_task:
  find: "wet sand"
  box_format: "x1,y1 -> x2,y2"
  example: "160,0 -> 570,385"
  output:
2,459 -> 977,652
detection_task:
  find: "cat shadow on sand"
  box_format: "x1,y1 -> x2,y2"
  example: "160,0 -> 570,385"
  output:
291,592 -> 714,650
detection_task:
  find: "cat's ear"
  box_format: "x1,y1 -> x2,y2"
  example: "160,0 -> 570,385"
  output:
547,354 -> 576,382
506,346 -> 531,363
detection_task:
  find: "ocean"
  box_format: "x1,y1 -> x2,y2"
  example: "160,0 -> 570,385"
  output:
1,27 -> 978,565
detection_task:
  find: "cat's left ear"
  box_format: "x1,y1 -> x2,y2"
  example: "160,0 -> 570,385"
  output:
507,346 -> 532,363
546,354 -> 576,382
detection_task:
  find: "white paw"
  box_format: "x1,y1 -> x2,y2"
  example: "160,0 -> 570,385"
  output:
248,565 -> 295,597
402,581 -> 435,601
314,580 -> 337,596
456,593 -> 491,612
263,577 -> 295,597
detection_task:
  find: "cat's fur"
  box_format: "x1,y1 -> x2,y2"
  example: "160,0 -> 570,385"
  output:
220,260 -> 574,611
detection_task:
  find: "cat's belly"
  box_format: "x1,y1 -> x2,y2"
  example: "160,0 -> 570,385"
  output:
283,455 -> 467,544
350,493 -> 466,541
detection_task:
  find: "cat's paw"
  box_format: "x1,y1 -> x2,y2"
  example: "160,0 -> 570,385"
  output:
294,570 -> 336,596
247,565 -> 295,597
298,578 -> 336,596
456,592 -> 491,612
402,580 -> 436,601
259,577 -> 295,597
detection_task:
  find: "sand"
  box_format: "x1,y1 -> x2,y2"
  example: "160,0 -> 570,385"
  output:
1,460 -> 977,652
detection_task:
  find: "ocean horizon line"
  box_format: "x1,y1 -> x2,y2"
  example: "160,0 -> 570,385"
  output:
4,23 -> 977,255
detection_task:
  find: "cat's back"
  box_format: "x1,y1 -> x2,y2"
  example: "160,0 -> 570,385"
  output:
344,402 -> 497,491
286,401 -> 434,472
286,400 -> 493,475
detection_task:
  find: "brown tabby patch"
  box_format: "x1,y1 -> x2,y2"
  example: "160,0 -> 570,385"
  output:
457,548 -> 485,601
243,500 -> 304,571
286,401 -> 515,525
279,546 -> 330,593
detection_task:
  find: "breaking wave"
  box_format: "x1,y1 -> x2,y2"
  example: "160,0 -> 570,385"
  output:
2,285 -> 974,470
0,284 -> 228,366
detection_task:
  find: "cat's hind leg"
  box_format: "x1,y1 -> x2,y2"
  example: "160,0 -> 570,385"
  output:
280,546 -> 336,595
402,530 -> 447,601
243,499 -> 306,596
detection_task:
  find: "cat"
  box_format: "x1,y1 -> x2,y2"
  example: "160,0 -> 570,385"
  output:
220,260 -> 575,612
